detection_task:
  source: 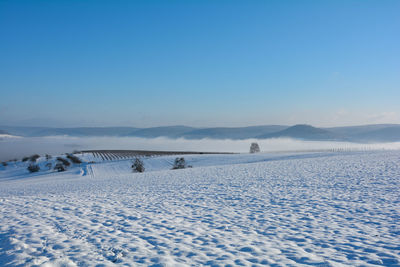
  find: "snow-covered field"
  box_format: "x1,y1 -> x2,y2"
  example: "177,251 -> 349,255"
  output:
0,151 -> 399,266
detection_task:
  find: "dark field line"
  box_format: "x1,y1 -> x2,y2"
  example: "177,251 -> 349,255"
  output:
80,149 -> 236,157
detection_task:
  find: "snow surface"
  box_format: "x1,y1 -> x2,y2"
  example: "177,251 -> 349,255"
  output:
0,151 -> 399,266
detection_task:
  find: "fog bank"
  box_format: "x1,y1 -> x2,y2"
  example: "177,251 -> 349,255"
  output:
1,136 -> 400,161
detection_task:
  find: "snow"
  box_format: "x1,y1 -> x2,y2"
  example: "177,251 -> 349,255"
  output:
0,151 -> 399,266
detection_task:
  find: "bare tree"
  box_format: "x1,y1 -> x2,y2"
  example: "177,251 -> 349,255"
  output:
250,142 -> 260,153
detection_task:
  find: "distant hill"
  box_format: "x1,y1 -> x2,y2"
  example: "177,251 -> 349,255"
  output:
326,124 -> 398,136
350,125 -> 400,142
0,126 -> 138,137
33,127 -> 139,137
257,124 -> 341,140
0,129 -> 9,135
0,126 -> 51,137
182,125 -> 287,139
126,126 -> 197,138
1,124 -> 399,142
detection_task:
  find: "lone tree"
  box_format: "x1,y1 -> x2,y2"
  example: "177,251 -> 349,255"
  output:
132,157 -> 145,173
172,157 -> 187,169
250,142 -> 260,153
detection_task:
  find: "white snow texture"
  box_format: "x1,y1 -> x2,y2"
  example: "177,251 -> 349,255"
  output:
0,151 -> 399,266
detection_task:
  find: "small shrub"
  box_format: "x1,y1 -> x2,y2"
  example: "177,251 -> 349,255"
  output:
54,163 -> 66,172
29,154 -> 40,162
56,157 -> 71,167
250,142 -> 260,153
132,158 -> 145,173
172,157 -> 187,170
27,164 -> 40,173
45,154 -> 52,160
1,162 -> 8,167
22,157 -> 29,162
66,154 -> 82,164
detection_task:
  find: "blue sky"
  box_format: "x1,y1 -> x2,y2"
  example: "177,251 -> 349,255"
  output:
0,0 -> 399,127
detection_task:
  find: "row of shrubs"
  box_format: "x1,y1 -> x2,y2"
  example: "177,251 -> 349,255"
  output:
7,154 -> 195,174
132,157 -> 192,173
27,161 -> 68,173
27,154 -> 82,173
27,163 -> 67,173
22,154 -> 41,162
1,154 -> 43,167
66,154 -> 82,164
1,158 -> 19,167
3,153 -> 81,165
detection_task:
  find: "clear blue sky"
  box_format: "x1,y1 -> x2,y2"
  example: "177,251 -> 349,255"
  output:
0,0 -> 399,127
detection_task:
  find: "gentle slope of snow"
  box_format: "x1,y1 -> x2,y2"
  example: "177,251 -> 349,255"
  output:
0,151 -> 399,266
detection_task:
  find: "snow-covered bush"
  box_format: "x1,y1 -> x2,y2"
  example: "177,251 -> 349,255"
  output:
66,154 -> 82,164
250,143 -> 260,153
45,154 -> 52,160
54,163 -> 66,172
172,157 -> 187,170
56,157 -> 71,167
29,154 -> 40,162
132,158 -> 145,173
27,164 -> 40,173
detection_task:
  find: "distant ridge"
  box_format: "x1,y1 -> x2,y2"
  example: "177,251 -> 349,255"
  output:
326,124 -> 399,135
181,125 -> 287,140
257,124 -> 340,140
0,127 -> 138,137
125,126 -> 196,138
1,124 -> 399,142
351,125 -> 400,142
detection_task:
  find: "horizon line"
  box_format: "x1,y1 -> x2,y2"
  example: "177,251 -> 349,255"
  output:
1,123 -> 400,129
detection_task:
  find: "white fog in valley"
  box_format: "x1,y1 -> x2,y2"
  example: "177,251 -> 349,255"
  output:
1,136 -> 400,161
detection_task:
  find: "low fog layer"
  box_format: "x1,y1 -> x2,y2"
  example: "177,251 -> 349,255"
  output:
1,136 -> 400,161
